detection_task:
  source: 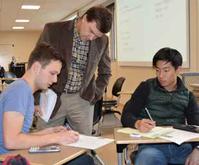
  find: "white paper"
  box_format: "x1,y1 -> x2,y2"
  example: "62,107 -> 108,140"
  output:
160,128 -> 199,145
117,127 -> 174,138
65,135 -> 114,150
39,89 -> 57,122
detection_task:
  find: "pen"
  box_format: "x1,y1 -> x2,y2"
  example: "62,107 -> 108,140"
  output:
145,108 -> 154,121
64,123 -> 72,130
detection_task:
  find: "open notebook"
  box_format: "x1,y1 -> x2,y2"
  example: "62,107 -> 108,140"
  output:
118,127 -> 173,139
117,126 -> 199,145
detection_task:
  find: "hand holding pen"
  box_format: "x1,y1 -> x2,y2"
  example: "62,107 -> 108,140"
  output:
135,108 -> 156,132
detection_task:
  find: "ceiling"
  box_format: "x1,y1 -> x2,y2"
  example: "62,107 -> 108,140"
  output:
0,0 -> 108,31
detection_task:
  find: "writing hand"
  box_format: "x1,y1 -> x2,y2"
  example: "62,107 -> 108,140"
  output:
135,119 -> 156,132
57,130 -> 79,145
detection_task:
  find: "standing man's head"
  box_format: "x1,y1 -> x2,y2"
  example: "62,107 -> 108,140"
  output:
152,47 -> 183,91
77,6 -> 112,41
25,43 -> 65,91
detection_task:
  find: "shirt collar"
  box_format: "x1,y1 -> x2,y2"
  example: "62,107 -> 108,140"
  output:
154,77 -> 187,92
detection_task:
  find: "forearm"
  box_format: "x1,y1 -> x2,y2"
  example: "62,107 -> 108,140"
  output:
32,126 -> 66,135
4,132 -> 57,150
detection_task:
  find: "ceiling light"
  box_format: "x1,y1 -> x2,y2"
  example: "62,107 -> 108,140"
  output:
12,26 -> 24,30
15,19 -> 30,23
21,5 -> 40,10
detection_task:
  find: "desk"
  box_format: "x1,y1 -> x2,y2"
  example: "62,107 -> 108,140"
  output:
0,145 -> 86,165
114,128 -> 199,165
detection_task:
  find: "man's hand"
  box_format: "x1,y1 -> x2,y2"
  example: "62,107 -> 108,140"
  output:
34,105 -> 42,116
56,130 -> 79,145
185,148 -> 199,165
135,119 -> 156,132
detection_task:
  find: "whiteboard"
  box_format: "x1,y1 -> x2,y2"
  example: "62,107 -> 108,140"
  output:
116,0 -> 189,67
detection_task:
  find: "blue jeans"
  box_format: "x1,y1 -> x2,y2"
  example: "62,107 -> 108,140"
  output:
66,154 -> 94,165
134,143 -> 192,165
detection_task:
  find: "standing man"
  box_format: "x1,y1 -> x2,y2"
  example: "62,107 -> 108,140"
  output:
36,6 -> 112,135
121,47 -> 199,165
0,43 -> 94,165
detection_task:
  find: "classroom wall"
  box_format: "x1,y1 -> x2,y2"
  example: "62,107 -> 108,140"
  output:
107,0 -> 199,104
0,0 -> 199,105
0,31 -> 41,70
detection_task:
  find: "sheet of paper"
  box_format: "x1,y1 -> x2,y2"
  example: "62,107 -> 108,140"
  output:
160,128 -> 199,145
39,89 -> 57,122
117,127 -> 173,138
65,135 -> 114,150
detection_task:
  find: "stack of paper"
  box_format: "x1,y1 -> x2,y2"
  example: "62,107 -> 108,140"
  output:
117,127 -> 199,145
117,127 -> 173,138
160,128 -> 199,145
65,135 -> 114,150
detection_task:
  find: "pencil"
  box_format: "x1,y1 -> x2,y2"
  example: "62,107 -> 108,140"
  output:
145,108 -> 154,121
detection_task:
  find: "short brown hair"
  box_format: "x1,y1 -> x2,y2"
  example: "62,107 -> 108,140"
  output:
84,6 -> 112,33
27,42 -> 65,69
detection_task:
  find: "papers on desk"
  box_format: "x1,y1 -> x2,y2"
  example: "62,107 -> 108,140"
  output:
65,135 -> 114,150
117,127 -> 173,138
39,89 -> 57,122
117,127 -> 199,145
160,128 -> 199,145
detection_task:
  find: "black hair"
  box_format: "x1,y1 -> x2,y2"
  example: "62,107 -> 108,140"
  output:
152,47 -> 183,70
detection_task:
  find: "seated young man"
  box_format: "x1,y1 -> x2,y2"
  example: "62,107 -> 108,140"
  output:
0,43 -> 94,165
121,47 -> 199,165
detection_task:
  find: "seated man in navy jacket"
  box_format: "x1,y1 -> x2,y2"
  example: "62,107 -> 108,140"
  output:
121,47 -> 199,165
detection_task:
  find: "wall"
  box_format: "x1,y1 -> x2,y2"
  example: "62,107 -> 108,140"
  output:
0,31 -> 41,70
107,0 -> 199,104
0,0 -> 199,105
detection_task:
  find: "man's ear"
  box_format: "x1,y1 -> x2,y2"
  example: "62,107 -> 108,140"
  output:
32,62 -> 41,74
176,66 -> 182,75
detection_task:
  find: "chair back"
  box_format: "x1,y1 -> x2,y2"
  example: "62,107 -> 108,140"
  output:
112,77 -> 126,97
4,71 -> 17,78
4,72 -> 17,84
181,72 -> 199,91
